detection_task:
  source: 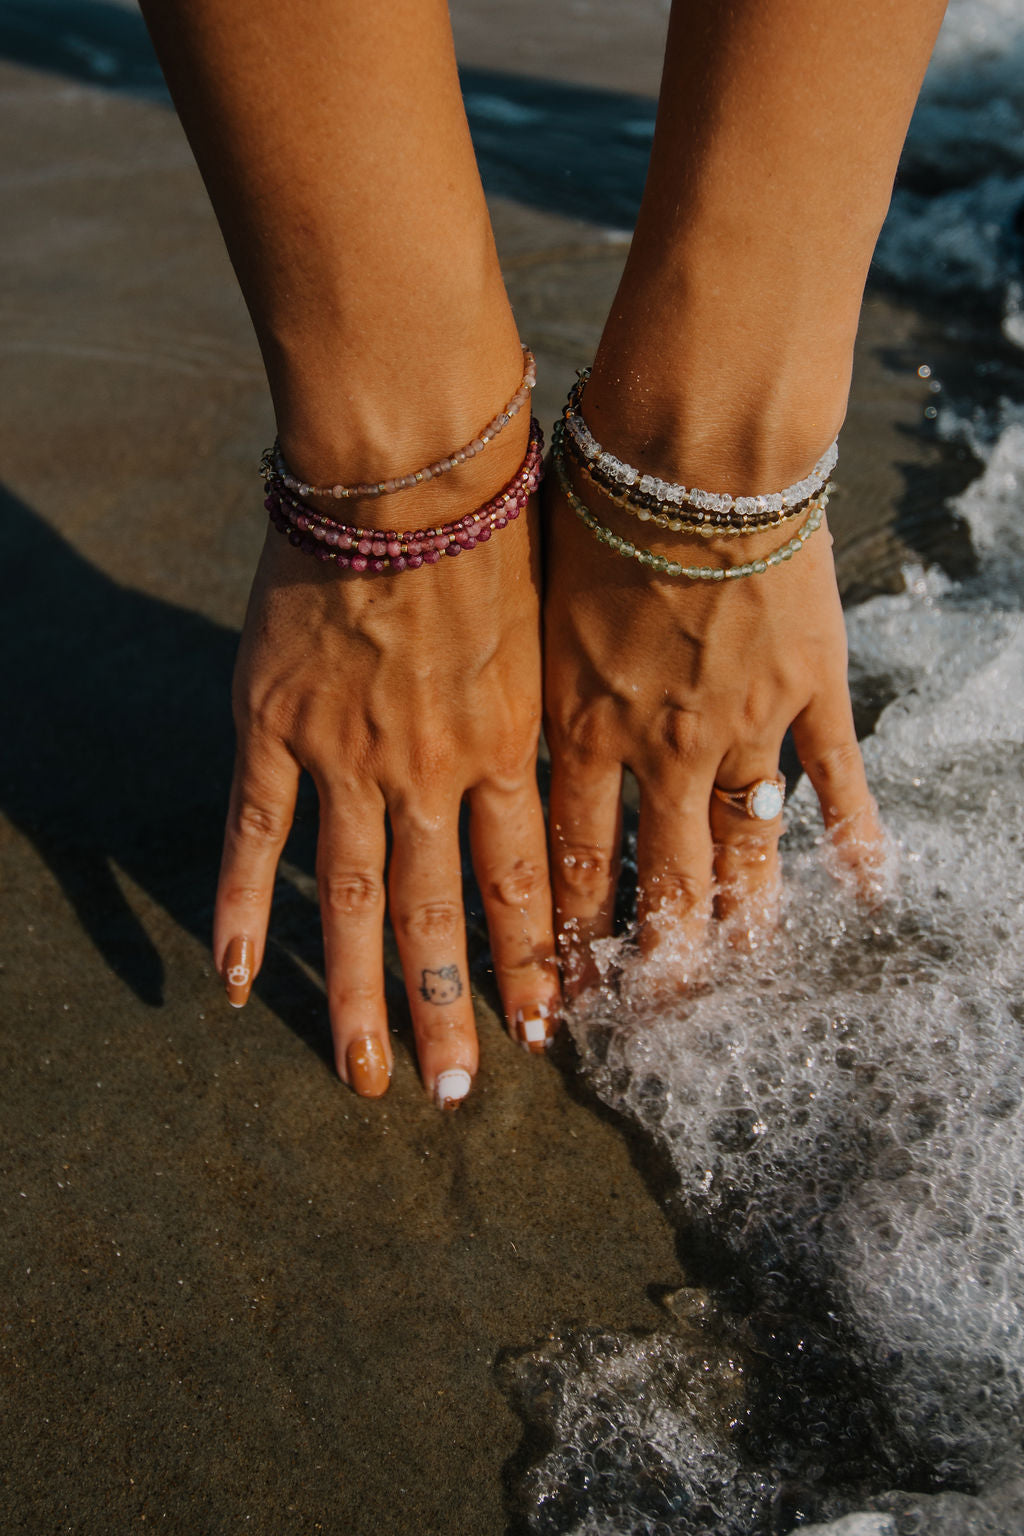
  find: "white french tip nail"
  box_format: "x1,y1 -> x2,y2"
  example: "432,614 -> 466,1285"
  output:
434,1068 -> 472,1109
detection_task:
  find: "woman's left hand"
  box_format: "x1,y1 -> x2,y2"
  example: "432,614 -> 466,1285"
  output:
543,477 -> 884,991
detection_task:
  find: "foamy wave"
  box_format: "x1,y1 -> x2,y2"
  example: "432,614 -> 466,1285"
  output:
874,175 -> 1024,301
505,12 -> 1024,1528
507,374 -> 1024,1536
876,0 -> 1024,334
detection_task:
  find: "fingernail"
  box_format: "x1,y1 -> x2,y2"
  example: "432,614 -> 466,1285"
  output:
516,1002 -> 555,1054
434,1068 -> 472,1111
346,1037 -> 391,1098
223,936 -> 254,1008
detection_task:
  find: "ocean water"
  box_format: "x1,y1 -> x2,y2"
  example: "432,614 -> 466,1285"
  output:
506,3 -> 1024,1532
874,0 -> 1024,342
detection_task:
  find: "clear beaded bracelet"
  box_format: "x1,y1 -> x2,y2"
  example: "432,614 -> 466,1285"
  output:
552,422 -> 827,580
562,425 -> 821,539
562,370 -> 838,535
263,346 -> 536,502
555,423 -> 822,537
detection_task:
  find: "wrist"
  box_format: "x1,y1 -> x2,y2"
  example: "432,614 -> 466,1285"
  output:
555,429 -> 831,579
585,230 -> 866,493
264,414 -> 543,570
266,318 -> 534,535
585,331 -> 850,499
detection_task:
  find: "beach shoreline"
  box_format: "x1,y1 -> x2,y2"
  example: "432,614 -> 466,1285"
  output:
2,4 -> 1022,1532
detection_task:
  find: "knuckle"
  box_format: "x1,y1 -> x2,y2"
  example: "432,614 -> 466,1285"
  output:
498,950 -> 559,984
642,870 -> 708,912
319,871 -> 383,918
659,706 -> 707,762
717,825 -> 781,859
389,794 -> 449,841
489,736 -> 538,787
394,900 -> 462,944
409,731 -> 460,787
804,734 -> 872,811
547,700 -> 612,768
807,740 -> 865,793
490,860 -> 547,909
736,680 -> 792,738
233,677 -> 299,741
556,843 -> 614,901
233,800 -> 288,845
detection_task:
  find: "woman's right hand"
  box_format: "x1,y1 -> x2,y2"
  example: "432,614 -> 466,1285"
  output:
212,511 -> 560,1104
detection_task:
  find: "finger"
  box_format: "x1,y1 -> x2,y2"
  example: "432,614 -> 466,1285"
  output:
469,778 -> 560,1053
315,782 -> 392,1098
214,736 -> 300,1008
710,751 -> 786,945
387,799 -> 478,1108
634,779 -> 714,976
790,692 -> 887,897
547,754 -> 623,996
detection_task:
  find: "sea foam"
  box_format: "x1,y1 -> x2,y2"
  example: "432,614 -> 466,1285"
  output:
507,72 -> 1024,1522
874,0 -> 1024,341
505,5 -> 1024,1529
507,394 -> 1024,1536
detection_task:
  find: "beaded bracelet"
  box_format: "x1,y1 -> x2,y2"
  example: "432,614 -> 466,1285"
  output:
552,423 -> 826,581
263,346 -> 536,502
561,425 -> 820,539
562,370 -> 838,534
265,417 -> 544,573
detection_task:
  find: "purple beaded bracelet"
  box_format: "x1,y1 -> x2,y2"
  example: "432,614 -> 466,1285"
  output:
264,417 -> 544,574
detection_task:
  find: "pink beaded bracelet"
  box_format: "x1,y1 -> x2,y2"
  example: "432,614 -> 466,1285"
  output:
264,417 -> 544,573
263,345 -> 536,502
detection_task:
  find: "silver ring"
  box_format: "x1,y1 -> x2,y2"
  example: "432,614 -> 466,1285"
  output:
712,777 -> 786,821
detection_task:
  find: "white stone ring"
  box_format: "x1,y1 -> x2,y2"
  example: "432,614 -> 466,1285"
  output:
712,777 -> 786,821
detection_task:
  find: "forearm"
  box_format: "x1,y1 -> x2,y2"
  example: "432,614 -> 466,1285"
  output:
586,0 -> 948,489
138,0 -> 526,508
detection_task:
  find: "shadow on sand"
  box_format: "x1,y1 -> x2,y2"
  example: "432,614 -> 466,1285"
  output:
0,486 -> 343,1063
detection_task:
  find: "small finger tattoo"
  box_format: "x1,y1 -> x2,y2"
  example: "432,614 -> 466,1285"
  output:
420,965 -> 463,1005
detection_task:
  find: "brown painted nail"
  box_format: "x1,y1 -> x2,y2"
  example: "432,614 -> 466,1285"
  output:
516,1003 -> 555,1055
346,1037 -> 391,1098
223,936 -> 254,1008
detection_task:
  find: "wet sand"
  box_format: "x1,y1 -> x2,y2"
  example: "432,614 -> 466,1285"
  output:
0,5 -> 995,1532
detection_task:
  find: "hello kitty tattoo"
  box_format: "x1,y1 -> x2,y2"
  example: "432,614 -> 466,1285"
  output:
419,965 -> 463,1005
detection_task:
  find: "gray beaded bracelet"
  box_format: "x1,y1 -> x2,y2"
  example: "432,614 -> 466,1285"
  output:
267,345 -> 537,501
